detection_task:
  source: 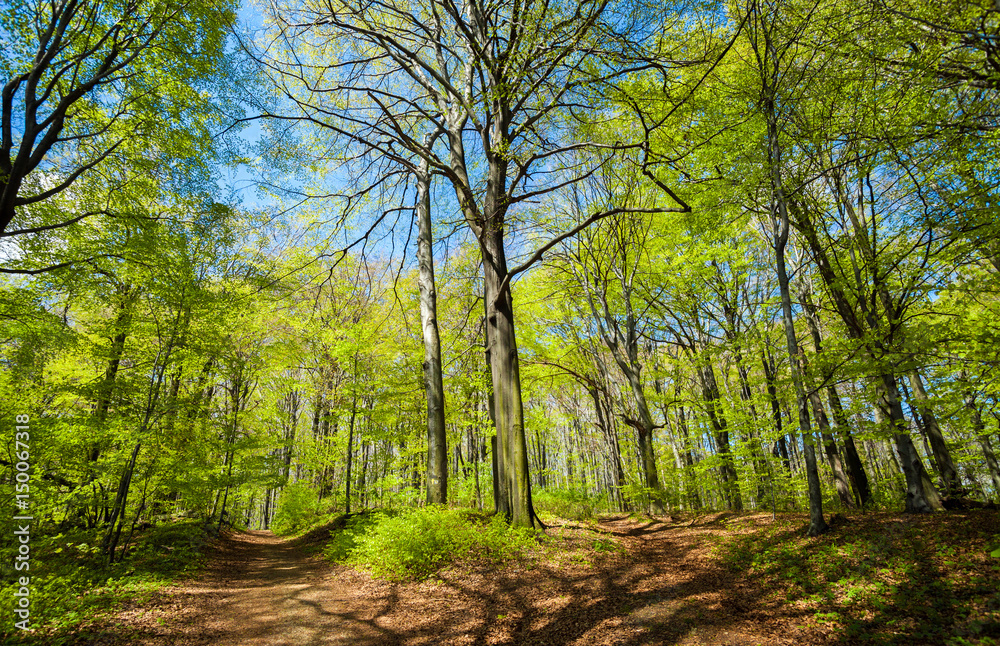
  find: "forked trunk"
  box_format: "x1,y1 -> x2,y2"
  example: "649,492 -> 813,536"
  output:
876,374 -> 943,513
907,370 -> 960,496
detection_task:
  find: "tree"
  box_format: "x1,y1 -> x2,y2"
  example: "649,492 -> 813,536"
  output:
0,0 -> 237,240
569,200 -> 667,513
257,0 -> 692,526
740,0 -> 828,534
415,141 -> 448,505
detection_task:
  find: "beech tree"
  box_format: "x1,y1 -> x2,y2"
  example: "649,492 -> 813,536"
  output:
257,0 -> 693,526
0,0 -> 237,239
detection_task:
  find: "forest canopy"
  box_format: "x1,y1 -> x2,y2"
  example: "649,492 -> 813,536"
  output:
2,0 -> 1000,576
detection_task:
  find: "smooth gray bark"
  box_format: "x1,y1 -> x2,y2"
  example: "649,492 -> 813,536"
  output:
761,55 -> 827,535
415,148 -> 448,506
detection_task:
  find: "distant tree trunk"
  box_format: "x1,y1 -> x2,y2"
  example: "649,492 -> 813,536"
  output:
799,287 -> 870,508
345,368 -> 359,515
826,385 -> 872,508
102,440 -> 142,563
579,248 -> 665,513
103,302 -> 186,561
790,142 -> 945,514
470,423 -> 482,510
415,146 -> 448,506
358,442 -> 370,509
697,361 -> 742,511
980,406 -> 1000,503
809,391 -> 854,509
763,351 -> 792,475
719,298 -> 767,506
590,386 -> 627,511
907,370 -> 961,496
282,390 -> 299,483
875,374 -> 944,512
980,433 -> 1000,504
621,368 -> 666,513
675,404 -> 702,510
90,283 -> 140,464
490,435 -> 500,514
218,368 -> 255,534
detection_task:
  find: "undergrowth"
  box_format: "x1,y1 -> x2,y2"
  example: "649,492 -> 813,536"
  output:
534,487 -> 606,520
0,519 -> 212,644
269,481 -> 336,535
714,511 -> 1000,645
323,506 -> 537,580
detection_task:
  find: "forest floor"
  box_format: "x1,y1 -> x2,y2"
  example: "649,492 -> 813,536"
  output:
39,510 -> 1000,646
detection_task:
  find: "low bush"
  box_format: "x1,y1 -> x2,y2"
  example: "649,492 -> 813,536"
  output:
270,481 -> 325,535
534,487 -> 605,520
324,506 -> 536,580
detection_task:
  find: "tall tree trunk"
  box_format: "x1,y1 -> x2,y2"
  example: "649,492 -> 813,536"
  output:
447,103 -> 536,527
416,147 -> 448,506
762,53 -> 827,534
773,234 -> 826,534
482,226 -> 539,528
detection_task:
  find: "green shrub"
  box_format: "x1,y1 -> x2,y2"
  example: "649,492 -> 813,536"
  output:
270,481 -> 322,535
127,519 -> 211,576
324,506 -> 535,580
534,487 -> 604,520
324,512 -> 381,560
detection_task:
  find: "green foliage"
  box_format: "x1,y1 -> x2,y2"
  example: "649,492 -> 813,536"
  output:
324,507 -> 536,581
0,520 -> 210,642
534,487 -> 606,521
270,482 -> 325,535
590,536 -> 623,554
320,511 -> 382,561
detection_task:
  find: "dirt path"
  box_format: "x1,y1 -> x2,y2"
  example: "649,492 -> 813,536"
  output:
83,516 -> 797,646
128,530 -> 384,646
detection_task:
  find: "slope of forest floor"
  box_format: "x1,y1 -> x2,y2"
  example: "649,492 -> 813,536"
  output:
15,509 -> 1000,646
